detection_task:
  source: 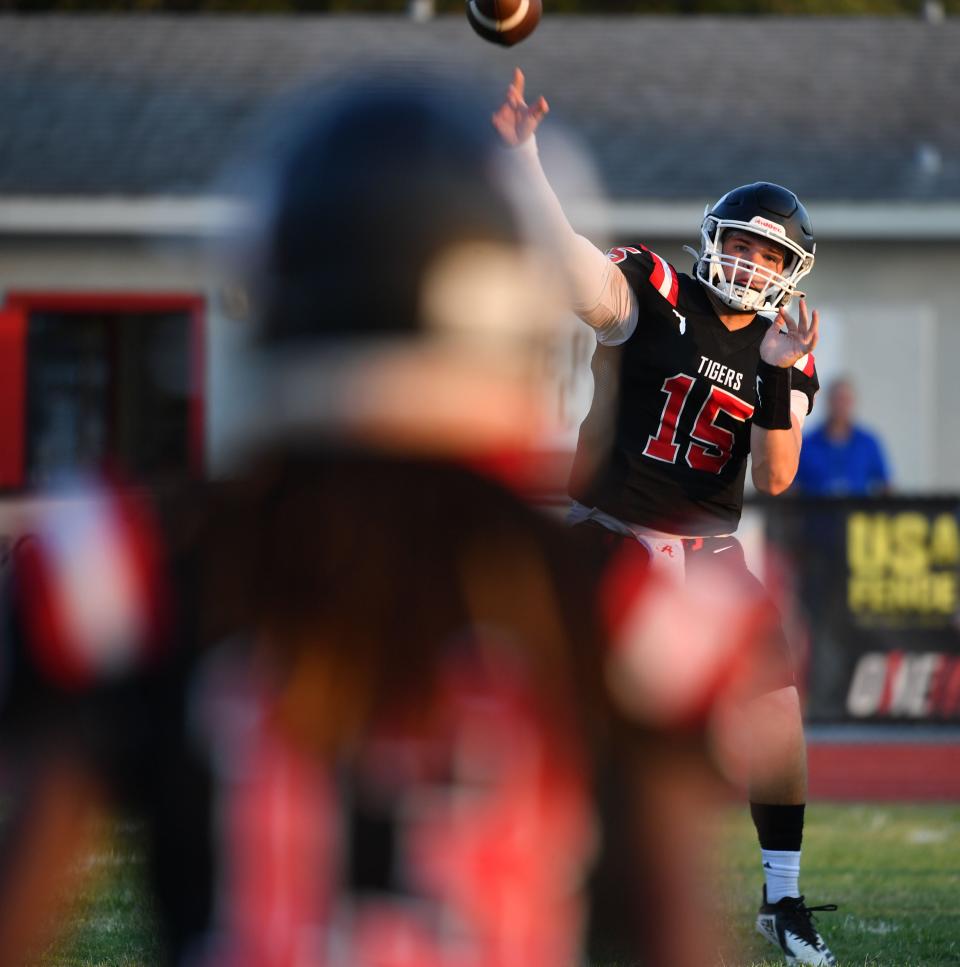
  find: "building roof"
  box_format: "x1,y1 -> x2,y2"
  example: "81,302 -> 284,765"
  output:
0,14 -> 958,204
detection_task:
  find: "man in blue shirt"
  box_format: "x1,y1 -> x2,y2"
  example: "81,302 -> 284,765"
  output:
795,377 -> 891,495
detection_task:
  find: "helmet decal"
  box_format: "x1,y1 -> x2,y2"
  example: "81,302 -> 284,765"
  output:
689,182 -> 816,313
748,215 -> 787,237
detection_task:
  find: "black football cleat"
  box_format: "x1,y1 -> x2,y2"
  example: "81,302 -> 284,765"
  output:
755,888 -> 838,965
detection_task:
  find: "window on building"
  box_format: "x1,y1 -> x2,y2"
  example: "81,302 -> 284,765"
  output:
0,295 -> 204,490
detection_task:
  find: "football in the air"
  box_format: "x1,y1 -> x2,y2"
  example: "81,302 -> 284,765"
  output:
466,0 -> 542,47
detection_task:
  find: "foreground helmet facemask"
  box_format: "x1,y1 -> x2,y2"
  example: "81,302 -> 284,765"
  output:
685,182 -> 816,313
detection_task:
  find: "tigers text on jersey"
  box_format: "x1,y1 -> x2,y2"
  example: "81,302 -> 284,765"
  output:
569,245 -> 818,537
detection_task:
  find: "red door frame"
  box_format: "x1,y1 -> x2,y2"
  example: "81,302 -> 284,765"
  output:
0,307 -> 27,488
1,292 -> 206,488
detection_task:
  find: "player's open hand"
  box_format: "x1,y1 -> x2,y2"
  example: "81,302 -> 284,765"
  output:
760,298 -> 819,368
492,68 -> 549,147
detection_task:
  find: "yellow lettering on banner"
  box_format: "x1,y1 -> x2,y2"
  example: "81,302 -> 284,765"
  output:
847,575 -> 957,615
930,514 -> 960,566
932,573 -> 957,613
891,513 -> 929,577
847,513 -> 889,577
847,510 -> 959,618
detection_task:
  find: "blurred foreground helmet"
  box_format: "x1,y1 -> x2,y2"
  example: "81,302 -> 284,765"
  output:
252,75 -> 530,345
688,182 -> 816,313
222,73 -> 564,460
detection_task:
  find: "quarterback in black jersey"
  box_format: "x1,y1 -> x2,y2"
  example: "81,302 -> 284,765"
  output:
495,69 -> 837,966
569,243 -> 820,538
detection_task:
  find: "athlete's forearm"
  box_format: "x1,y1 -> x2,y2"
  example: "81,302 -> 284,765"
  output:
750,380 -> 810,494
750,419 -> 802,495
506,137 -> 636,330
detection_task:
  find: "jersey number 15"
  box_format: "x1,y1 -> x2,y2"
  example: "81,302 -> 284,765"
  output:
644,374 -> 755,473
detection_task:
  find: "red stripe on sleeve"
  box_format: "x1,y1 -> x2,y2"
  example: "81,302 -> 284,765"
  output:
648,256 -> 666,294
667,264 -> 679,307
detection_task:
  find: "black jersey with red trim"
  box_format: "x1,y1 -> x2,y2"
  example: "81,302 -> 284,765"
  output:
569,245 -> 819,537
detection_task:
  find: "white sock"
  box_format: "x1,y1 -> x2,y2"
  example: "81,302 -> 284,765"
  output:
761,848 -> 801,903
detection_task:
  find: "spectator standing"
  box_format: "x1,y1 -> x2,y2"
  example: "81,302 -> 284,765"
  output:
795,377 -> 891,495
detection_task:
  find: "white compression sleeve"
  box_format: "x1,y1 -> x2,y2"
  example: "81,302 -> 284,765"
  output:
791,389 -> 809,429
507,137 -> 637,337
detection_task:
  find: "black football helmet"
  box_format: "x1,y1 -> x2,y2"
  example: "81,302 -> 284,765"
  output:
249,74 -> 523,347
217,72 -> 565,463
687,182 -> 816,313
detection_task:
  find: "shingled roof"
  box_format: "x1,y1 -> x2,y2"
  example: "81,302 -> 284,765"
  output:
0,14 -> 958,202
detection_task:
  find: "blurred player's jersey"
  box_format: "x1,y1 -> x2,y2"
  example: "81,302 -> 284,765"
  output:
185,449 -> 625,967
570,245 -> 819,537
197,636 -> 595,967
0,449 -> 780,966
0,452 -> 676,966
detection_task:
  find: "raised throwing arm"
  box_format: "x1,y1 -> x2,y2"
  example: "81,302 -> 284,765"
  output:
494,69 -> 637,339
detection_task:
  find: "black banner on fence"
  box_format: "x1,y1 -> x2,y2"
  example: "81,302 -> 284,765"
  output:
766,498 -> 960,723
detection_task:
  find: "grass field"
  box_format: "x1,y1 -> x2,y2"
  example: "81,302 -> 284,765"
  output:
34,803 -> 960,967
717,803 -> 960,967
